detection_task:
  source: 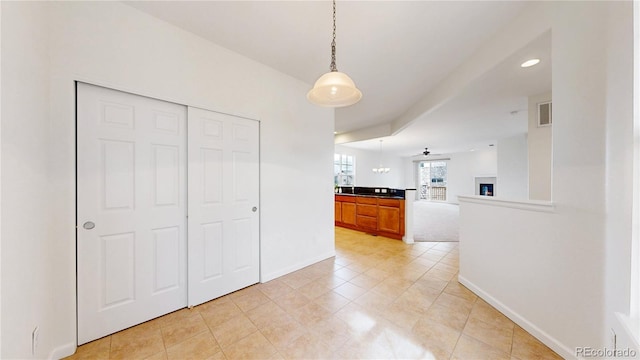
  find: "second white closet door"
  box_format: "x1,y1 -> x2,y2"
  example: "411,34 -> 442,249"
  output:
187,107 -> 260,307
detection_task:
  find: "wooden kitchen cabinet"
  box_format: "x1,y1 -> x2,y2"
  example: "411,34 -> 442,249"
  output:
356,197 -> 377,230
378,205 -> 401,233
341,203 -> 356,225
335,194 -> 405,240
335,195 -> 356,226
356,203 -> 377,217
377,198 -> 405,238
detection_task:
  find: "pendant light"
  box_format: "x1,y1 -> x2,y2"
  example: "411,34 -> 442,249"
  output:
372,140 -> 390,173
307,0 -> 362,107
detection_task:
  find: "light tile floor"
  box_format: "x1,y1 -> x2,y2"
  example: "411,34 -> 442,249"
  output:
67,227 -> 563,359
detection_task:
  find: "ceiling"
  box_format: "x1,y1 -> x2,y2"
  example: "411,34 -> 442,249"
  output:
126,1 -> 550,157
346,31 -> 551,156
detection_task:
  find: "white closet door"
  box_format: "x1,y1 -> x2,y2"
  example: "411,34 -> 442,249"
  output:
77,83 -> 187,344
187,107 -> 260,307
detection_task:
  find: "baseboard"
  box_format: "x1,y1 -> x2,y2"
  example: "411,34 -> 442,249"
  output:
49,342 -> 76,360
260,250 -> 336,283
458,275 -> 576,359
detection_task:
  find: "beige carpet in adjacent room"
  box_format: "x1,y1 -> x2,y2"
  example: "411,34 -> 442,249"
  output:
413,201 -> 460,242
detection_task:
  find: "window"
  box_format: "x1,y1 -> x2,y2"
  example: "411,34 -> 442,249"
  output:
419,161 -> 447,201
334,154 -> 355,186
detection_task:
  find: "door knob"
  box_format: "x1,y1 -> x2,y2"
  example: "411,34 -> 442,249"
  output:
83,221 -> 95,230
252,207 -> 258,212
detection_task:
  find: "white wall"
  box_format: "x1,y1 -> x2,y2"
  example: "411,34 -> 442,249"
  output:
403,148 -> 497,204
448,149 -> 497,204
604,0 -> 636,352
448,149 -> 497,203
551,0 -> 608,349
334,144 -> 405,189
1,2 -> 57,358
2,2 -> 334,358
0,3 -> 3,355
497,134 -> 528,200
460,1 -> 634,358
528,92 -> 552,201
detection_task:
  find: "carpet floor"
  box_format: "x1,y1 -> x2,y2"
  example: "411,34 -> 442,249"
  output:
413,201 -> 459,242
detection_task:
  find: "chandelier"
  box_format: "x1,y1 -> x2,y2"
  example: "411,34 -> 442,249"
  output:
372,140 -> 390,173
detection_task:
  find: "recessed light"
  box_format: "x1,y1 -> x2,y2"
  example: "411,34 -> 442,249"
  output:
521,59 -> 540,68
470,149 -> 476,152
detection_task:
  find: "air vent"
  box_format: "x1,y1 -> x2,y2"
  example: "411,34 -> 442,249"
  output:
538,101 -> 552,127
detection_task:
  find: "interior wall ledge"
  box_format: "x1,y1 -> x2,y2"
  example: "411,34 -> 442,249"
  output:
458,195 -> 555,213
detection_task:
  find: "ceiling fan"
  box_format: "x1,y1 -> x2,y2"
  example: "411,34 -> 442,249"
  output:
412,147 -> 443,157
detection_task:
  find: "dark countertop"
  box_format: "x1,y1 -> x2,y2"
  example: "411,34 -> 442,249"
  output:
335,186 -> 406,199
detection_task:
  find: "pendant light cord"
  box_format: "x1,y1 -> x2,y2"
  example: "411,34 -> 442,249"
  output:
330,0 -> 338,72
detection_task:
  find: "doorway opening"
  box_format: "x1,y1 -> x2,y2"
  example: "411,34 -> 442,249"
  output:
418,161 -> 448,201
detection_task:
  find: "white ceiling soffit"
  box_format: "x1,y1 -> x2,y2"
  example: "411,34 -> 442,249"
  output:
343,30 -> 552,157
125,0 -> 530,133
